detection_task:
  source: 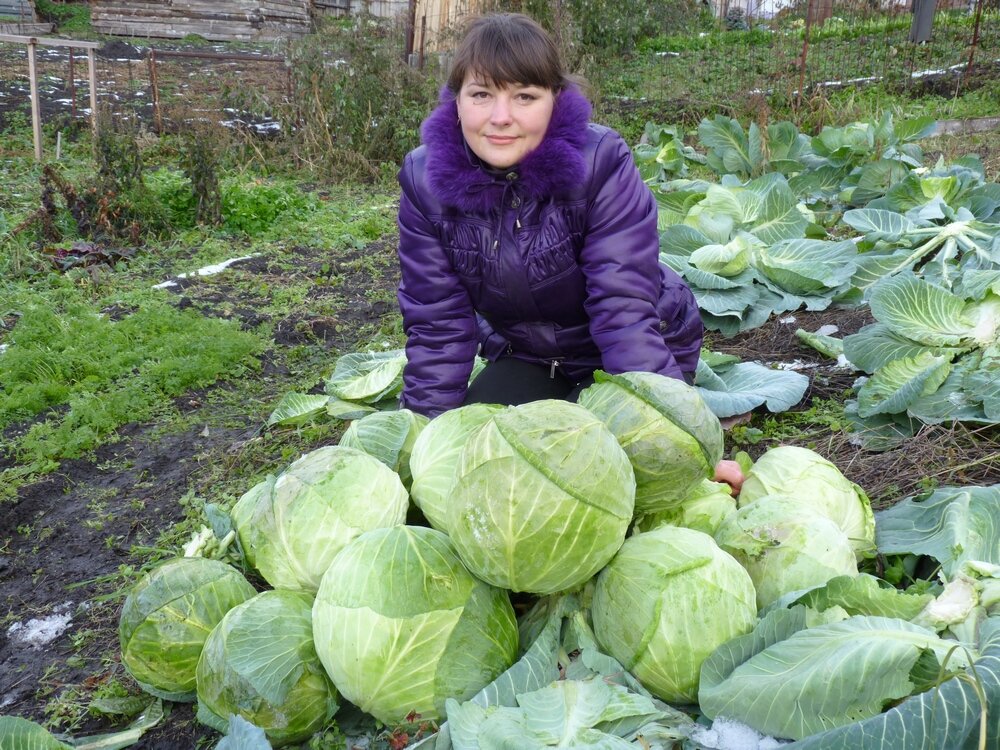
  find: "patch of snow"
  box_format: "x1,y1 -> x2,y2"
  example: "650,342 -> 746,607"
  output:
153,255 -> 259,288
6,601 -> 75,649
0,344 -> 8,355
779,316 -> 796,324
689,716 -> 789,749
815,324 -> 839,336
773,359 -> 820,371
836,354 -> 854,369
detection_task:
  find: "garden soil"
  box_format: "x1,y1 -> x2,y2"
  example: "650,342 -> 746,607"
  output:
2,241 -> 999,748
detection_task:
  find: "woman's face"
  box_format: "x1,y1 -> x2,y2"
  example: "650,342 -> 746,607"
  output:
457,72 -> 555,170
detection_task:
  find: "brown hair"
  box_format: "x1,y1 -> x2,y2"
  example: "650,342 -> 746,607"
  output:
446,13 -> 568,95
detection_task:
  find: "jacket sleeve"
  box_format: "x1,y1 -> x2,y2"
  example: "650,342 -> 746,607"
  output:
396,153 -> 479,417
579,131 -> 686,380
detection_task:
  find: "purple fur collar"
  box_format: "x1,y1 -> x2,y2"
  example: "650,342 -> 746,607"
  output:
420,85 -> 592,213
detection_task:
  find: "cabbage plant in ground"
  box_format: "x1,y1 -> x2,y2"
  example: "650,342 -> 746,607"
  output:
311,525 -> 518,725
196,590 -> 339,747
840,271 -> 1000,447
592,525 -> 757,704
118,557 -> 257,702
232,445 -> 408,593
447,400 -> 635,595
577,371 -> 723,517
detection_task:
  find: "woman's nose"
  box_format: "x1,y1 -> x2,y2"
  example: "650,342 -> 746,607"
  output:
490,96 -> 513,125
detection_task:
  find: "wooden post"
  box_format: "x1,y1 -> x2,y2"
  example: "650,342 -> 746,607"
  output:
418,14 -> 426,69
68,47 -> 76,119
963,0 -> 986,89
27,38 -> 42,161
147,49 -> 162,133
87,47 -> 98,134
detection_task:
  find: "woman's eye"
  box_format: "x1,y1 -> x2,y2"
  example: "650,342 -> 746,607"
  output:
516,94 -> 537,102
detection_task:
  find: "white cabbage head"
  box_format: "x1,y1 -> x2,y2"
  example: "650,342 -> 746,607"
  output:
578,371 -> 723,516
739,445 -> 876,558
592,525 -> 757,703
311,525 -> 517,725
447,400 -> 635,595
196,590 -> 339,746
408,403 -> 503,534
715,493 -> 859,609
234,445 -> 408,592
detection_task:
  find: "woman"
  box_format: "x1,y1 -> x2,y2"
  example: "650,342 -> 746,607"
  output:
396,14 -> 742,490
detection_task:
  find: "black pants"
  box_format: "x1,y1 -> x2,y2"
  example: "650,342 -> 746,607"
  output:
463,357 -> 595,408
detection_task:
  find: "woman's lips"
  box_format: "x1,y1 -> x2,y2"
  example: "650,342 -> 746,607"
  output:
486,135 -> 517,144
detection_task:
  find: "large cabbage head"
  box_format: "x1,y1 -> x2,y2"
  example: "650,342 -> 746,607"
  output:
739,445 -> 875,558
235,445 -> 408,592
338,409 -> 428,489
592,525 -> 757,704
448,400 -> 635,594
119,557 -> 256,701
578,371 -> 723,516
196,590 -> 339,747
311,525 -> 518,725
230,474 -> 276,571
715,493 -> 859,610
408,403 -> 503,534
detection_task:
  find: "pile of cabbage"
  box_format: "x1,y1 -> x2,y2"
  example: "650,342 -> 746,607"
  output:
111,371 -> 999,749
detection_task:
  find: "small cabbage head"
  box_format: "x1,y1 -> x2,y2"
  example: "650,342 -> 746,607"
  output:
448,400 -> 635,594
739,445 -> 876,558
119,557 -> 256,701
592,525 -> 757,703
235,445 -> 408,592
230,474 -> 276,571
338,409 -> 428,489
408,403 -> 503,534
578,372 -> 723,516
715,494 -> 859,610
311,526 -> 518,725
634,479 -> 737,536
196,590 -> 339,747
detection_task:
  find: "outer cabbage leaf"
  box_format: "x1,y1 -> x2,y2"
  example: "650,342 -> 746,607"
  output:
875,484 -> 1000,577
754,238 -> 857,295
790,573 -> 934,620
694,360 -> 808,418
843,322 -> 966,374
699,612 -> 975,741
324,350 -> 407,404
780,616 -> 1000,750
855,351 -> 953,418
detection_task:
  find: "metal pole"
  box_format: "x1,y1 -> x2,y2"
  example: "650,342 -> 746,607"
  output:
27,38 -> 42,160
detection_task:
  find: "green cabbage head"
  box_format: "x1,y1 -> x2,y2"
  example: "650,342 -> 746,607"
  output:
448,400 -> 635,594
338,409 -> 428,489
234,445 -> 408,592
311,525 -> 517,725
196,590 -> 339,747
119,557 -> 256,701
634,479 -> 737,536
230,474 -> 276,571
715,493 -> 859,609
739,445 -> 876,558
592,525 -> 757,703
578,371 -> 723,517
408,403 -> 503,534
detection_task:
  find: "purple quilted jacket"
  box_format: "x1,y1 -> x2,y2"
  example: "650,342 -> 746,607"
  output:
396,86 -> 703,416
